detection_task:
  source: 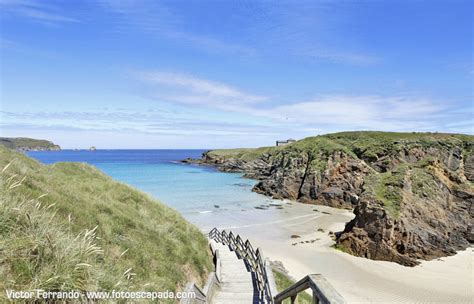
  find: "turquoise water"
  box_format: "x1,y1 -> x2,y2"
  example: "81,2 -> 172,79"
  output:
27,150 -> 279,228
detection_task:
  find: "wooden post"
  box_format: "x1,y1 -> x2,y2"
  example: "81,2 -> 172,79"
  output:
291,294 -> 297,304
312,290 -> 320,304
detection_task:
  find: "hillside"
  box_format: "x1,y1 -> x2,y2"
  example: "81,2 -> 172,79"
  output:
0,137 -> 61,151
192,131 -> 474,266
0,145 -> 212,301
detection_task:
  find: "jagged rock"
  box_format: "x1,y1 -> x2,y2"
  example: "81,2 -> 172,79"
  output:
464,155 -> 474,181
445,147 -> 462,171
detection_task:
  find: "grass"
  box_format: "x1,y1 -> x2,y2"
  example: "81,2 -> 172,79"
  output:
0,146 -> 212,302
410,168 -> 440,199
332,244 -> 347,252
208,131 -> 474,166
207,146 -> 277,161
363,166 -> 408,218
272,268 -> 312,304
325,131 -> 473,162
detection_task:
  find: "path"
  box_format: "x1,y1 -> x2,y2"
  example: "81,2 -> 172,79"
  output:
211,240 -> 256,304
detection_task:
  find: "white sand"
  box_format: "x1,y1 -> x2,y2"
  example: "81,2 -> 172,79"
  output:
208,202 -> 473,303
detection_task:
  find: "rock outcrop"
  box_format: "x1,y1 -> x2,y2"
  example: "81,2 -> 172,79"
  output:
191,132 -> 474,266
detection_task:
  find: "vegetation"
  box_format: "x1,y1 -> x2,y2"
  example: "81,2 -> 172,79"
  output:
325,131 -> 473,162
333,244 -> 347,252
363,166 -> 408,218
0,137 -> 61,150
208,131 -> 473,165
410,168 -> 441,199
207,146 -> 277,161
0,146 -> 212,302
272,268 -> 312,304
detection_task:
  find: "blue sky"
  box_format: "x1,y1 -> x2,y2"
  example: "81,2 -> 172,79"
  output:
0,0 -> 472,148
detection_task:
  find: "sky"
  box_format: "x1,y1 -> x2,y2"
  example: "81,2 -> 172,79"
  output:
0,0 -> 473,149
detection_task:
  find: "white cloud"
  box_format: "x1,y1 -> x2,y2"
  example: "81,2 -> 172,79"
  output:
261,95 -> 447,131
138,71 -> 268,107
136,70 -> 468,134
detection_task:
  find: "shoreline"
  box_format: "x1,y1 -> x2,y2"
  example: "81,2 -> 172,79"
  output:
199,202 -> 472,303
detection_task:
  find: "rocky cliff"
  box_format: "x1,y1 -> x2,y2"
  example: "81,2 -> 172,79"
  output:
190,132 -> 474,266
0,137 -> 61,151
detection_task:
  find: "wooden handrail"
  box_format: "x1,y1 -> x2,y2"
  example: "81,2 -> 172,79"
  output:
273,274 -> 346,304
208,228 -> 276,303
209,228 -> 346,304
181,282 -> 206,304
180,242 -> 222,304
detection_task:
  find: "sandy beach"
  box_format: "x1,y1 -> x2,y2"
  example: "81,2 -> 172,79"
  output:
197,202 -> 473,304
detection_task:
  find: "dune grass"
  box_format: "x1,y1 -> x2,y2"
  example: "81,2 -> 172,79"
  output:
0,146 -> 212,302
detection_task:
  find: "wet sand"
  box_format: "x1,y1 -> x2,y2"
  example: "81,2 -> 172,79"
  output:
192,202 -> 473,303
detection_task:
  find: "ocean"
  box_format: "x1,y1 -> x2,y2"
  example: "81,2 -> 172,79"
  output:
27,149 -> 283,229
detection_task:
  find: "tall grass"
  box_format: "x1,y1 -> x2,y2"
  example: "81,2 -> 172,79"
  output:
0,163 -> 104,296
0,146 -> 212,302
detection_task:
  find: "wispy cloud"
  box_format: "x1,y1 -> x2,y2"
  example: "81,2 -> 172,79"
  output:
258,95 -> 450,132
96,0 -> 374,63
294,48 -> 380,65
135,70 -> 471,134
0,109 -> 280,138
0,0 -> 78,24
96,0 -> 255,56
137,71 -> 268,108
5,70 -> 461,141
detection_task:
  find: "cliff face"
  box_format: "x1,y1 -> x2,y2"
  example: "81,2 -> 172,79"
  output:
194,132 -> 474,266
338,160 -> 473,266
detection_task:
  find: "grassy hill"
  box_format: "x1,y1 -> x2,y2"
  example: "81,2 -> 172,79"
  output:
208,131 -> 473,162
0,145 -> 212,301
0,137 -> 61,151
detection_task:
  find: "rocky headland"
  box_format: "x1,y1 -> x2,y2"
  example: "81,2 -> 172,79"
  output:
0,137 -> 61,151
187,131 -> 474,266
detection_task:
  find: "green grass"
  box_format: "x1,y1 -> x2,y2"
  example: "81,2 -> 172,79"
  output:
364,166 -> 408,218
207,146 -> 277,161
333,244 -> 347,253
0,146 -> 212,302
272,268 -> 312,304
410,168 -> 440,199
208,131 -> 473,165
325,131 -> 473,162
0,137 -> 60,150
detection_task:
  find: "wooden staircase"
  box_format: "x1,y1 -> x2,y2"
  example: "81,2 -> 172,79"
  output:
181,228 -> 346,304
211,241 -> 256,304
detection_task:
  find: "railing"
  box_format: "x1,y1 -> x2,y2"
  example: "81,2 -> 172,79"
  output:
180,242 -> 222,304
209,228 -> 278,303
273,274 -> 346,304
209,228 -> 346,304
